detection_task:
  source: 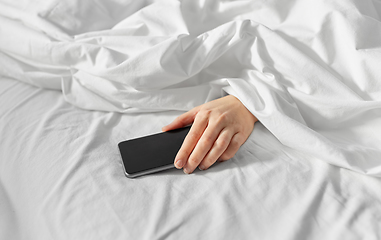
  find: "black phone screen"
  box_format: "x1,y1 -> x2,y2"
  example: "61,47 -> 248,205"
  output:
118,126 -> 191,178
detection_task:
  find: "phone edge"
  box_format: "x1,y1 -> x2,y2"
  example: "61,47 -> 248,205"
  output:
124,164 -> 175,178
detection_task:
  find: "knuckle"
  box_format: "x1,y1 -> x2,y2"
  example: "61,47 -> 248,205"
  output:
175,115 -> 188,125
216,113 -> 228,125
199,161 -> 212,170
179,118 -> 189,126
216,138 -> 229,148
199,109 -> 212,118
201,135 -> 213,146
203,154 -> 215,164
187,132 -> 199,141
178,149 -> 190,157
227,152 -> 236,159
235,125 -> 244,133
188,157 -> 200,165
219,154 -> 229,161
221,151 -> 235,160
231,138 -> 241,149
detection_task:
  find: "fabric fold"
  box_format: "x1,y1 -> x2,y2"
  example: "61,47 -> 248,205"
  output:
1,0 -> 381,176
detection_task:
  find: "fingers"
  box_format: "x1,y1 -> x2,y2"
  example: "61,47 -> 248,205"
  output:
162,107 -> 200,132
198,129 -> 233,170
182,123 -> 226,174
219,133 -> 245,162
163,95 -> 256,175
173,113 -> 208,169
182,131 -> 243,173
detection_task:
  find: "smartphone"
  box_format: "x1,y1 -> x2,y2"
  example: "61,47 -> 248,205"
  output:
118,126 -> 191,178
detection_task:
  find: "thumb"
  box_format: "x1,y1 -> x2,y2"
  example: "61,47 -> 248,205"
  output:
162,107 -> 200,132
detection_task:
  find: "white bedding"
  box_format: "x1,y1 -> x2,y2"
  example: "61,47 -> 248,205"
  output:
1,77 -> 381,239
1,0 -> 381,239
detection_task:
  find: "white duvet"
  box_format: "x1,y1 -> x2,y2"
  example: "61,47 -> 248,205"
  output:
1,0 -> 380,176
1,1 -> 381,239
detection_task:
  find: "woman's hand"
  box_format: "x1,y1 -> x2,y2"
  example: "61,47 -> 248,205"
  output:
162,95 -> 257,174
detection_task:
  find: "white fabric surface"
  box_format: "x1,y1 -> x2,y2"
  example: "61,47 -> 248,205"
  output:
1,77 -> 381,240
1,0 -> 381,239
1,0 -> 381,177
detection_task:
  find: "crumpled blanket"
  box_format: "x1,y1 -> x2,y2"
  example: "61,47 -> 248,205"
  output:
1,0 -> 381,176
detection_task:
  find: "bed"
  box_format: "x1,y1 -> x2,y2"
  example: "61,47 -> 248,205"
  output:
1,0 -> 381,239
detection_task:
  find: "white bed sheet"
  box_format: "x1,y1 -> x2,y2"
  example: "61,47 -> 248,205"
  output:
1,0 -> 381,177
1,77 -> 381,239
1,0 -> 381,239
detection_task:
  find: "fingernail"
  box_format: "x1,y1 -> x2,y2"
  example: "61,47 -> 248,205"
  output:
175,159 -> 183,169
198,165 -> 206,171
183,168 -> 191,174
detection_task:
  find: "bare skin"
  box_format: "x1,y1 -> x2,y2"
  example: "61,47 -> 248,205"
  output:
162,95 -> 258,174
